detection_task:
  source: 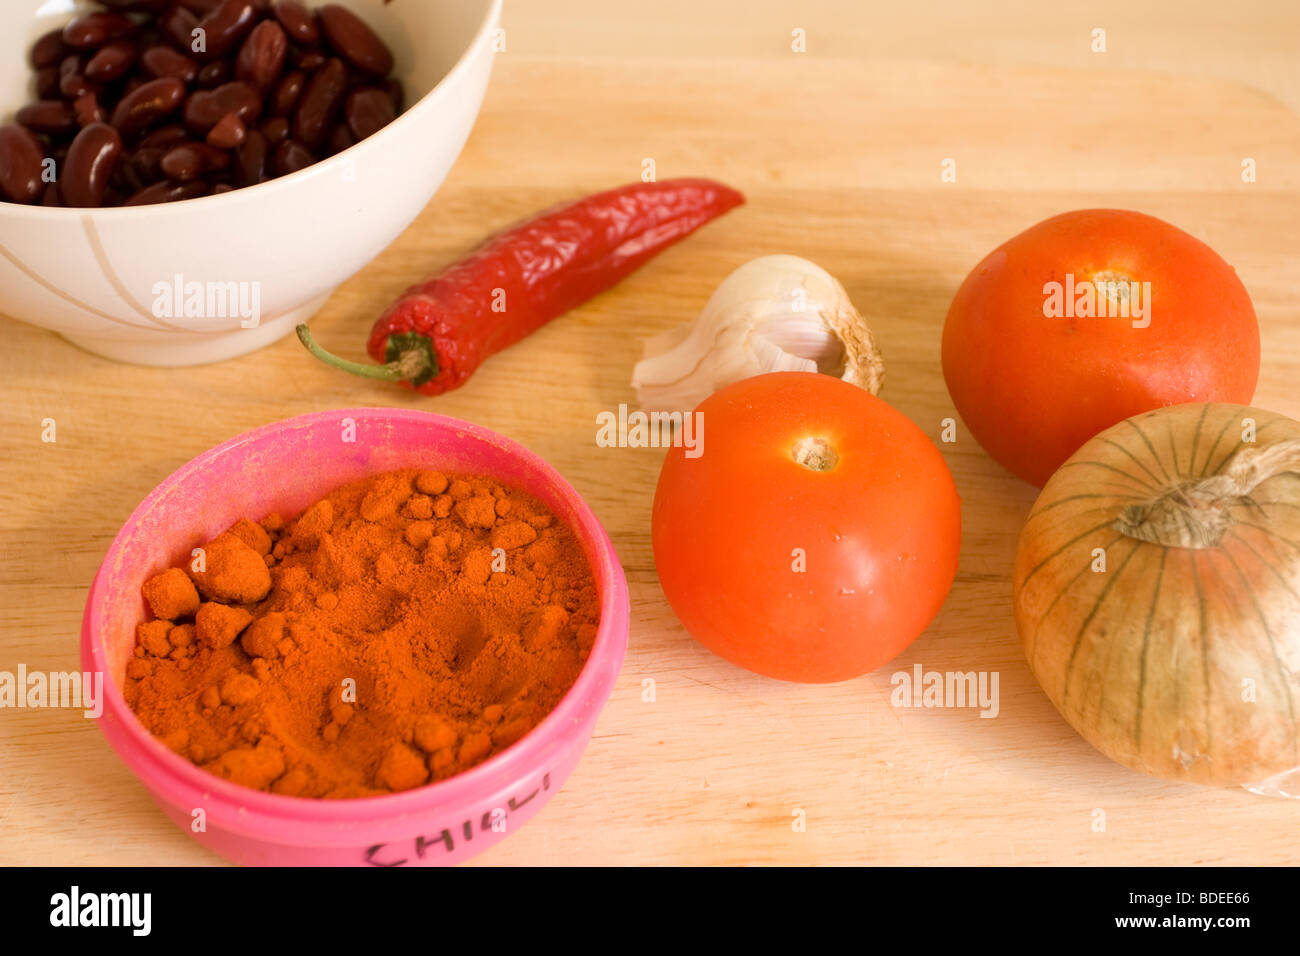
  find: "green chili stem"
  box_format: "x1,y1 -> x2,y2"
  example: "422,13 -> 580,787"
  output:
295,325 -> 436,384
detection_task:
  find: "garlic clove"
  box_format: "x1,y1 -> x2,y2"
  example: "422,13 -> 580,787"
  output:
632,254 -> 883,412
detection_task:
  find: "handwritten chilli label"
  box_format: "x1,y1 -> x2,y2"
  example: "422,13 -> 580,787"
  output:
364,773 -> 552,866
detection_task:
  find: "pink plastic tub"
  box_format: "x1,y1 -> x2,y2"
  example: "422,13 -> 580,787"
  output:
81,408 -> 629,866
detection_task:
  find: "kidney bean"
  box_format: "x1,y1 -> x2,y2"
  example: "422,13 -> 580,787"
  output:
123,179 -> 209,206
345,89 -> 395,141
235,19 -> 287,90
259,116 -> 289,144
74,93 -> 108,128
42,181 -> 64,207
197,60 -> 234,88
60,74 -> 96,99
327,121 -> 354,156
272,138 -> 314,176
36,66 -> 60,100
211,183 -> 234,194
159,5 -> 200,51
185,81 -> 262,133
319,5 -> 394,76
207,112 -> 248,148
179,0 -> 225,13
270,70 -> 305,115
194,0 -> 258,59
63,13 -> 136,51
31,30 -> 67,70
235,129 -> 268,185
114,155 -> 143,195
16,101 -> 77,136
272,1 -> 320,46
295,50 -> 327,72
161,141 -> 231,181
382,77 -> 404,113
292,58 -> 347,148
59,56 -> 97,99
158,145 -> 203,182
129,146 -> 168,184
0,124 -> 46,204
141,45 -> 199,82
99,0 -> 171,9
62,123 -> 123,207
111,77 -> 187,135
86,40 -> 139,83
139,124 -> 190,148
202,145 -> 233,172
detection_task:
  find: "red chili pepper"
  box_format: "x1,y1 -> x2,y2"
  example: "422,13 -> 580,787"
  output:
297,177 -> 745,395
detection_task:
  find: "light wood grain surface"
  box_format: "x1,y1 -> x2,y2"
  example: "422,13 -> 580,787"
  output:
3,7 -> 1300,866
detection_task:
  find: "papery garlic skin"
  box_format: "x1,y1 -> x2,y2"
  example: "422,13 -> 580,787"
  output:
631,255 -> 884,412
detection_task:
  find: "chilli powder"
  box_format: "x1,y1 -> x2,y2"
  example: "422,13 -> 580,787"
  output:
125,469 -> 600,798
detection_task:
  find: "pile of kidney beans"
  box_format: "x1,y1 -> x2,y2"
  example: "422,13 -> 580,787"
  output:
0,1 -> 403,207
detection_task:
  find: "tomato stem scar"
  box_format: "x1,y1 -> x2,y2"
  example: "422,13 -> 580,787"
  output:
792,437 -> 838,471
1089,268 -> 1136,315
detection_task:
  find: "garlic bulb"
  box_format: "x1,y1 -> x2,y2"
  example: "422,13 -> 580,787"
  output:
631,255 -> 884,411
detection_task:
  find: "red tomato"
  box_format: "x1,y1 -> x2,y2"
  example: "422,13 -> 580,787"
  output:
942,209 -> 1259,487
651,372 -> 962,683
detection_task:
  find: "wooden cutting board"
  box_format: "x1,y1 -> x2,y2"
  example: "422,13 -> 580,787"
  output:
3,55 -> 1299,866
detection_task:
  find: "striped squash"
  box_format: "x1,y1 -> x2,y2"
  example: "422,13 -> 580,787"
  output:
1013,402 -> 1300,788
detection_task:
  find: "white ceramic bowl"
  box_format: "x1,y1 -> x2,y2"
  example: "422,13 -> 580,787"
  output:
0,0 -> 501,366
